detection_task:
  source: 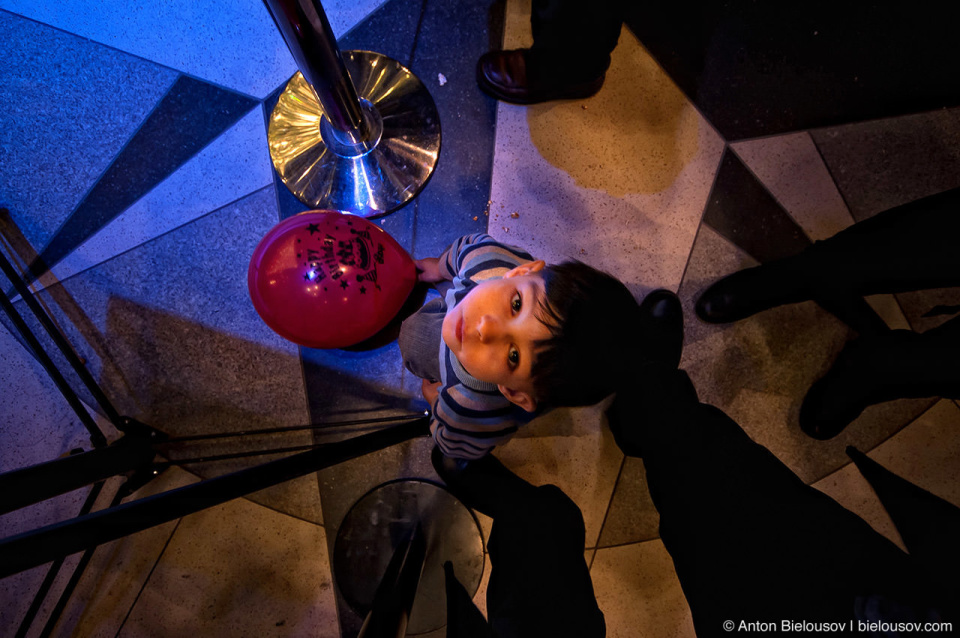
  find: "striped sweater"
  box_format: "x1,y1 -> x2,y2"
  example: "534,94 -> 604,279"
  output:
431,234 -> 539,459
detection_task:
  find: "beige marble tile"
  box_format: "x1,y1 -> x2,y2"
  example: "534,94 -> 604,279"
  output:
490,14 -> 724,298
118,492 -> 338,637
597,456 -> 660,548
472,553 -> 492,620
494,398 -> 623,549
591,541 -> 695,638
730,133 -> 854,242
813,399 -> 960,552
54,468 -> 198,637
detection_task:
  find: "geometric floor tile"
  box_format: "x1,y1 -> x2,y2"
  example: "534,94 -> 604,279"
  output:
0,10 -> 178,254
811,106 -> 960,221
30,76 -> 258,280
49,108 -> 275,284
591,540 -> 695,638
730,132 -> 855,242
596,456 -> 660,549
0,0 -> 388,100
494,399 -> 623,550
117,494 -> 337,637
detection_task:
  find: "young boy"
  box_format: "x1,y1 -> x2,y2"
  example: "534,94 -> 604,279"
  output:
399,233 -> 641,459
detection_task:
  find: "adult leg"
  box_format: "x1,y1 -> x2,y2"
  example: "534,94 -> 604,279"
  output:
800,315 -> 960,439
607,370 -> 936,633
696,186 -> 960,323
433,449 -> 605,638
477,0 -> 625,103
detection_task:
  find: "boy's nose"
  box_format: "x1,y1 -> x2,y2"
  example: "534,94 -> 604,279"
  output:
477,315 -> 502,342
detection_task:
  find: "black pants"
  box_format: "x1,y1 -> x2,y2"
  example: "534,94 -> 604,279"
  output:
784,187 -> 960,299
779,186 -> 960,398
445,484 -> 605,638
632,370 -> 938,633
528,0 -> 625,80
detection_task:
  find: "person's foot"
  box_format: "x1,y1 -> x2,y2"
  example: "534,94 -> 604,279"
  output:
636,289 -> 684,369
695,262 -> 811,324
431,446 -> 535,518
800,331 -> 918,440
476,49 -> 605,105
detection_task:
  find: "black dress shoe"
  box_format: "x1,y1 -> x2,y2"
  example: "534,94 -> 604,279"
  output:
637,289 -> 684,369
799,331 -> 919,440
695,262 -> 811,324
476,49 -> 605,105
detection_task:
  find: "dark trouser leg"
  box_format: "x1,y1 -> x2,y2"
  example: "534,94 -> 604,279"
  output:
632,370 -> 931,632
800,188 -> 960,298
697,186 -> 960,323
801,315 -> 960,438
433,449 -> 604,638
529,0 -> 625,81
485,485 -> 605,638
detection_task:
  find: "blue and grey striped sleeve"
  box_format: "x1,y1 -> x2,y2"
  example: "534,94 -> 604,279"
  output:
431,384 -> 527,459
438,233 -> 534,283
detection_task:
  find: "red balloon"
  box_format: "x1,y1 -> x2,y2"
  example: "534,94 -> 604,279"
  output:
248,211 -> 417,349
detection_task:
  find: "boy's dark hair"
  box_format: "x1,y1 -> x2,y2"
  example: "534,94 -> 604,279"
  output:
531,261 -> 642,409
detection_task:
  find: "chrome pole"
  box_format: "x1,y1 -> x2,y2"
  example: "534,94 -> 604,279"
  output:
263,0 -> 441,217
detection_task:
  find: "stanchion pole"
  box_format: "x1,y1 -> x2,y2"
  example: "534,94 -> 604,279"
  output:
263,0 -> 441,217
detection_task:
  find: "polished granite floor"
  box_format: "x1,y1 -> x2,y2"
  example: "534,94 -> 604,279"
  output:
2,0 -> 960,636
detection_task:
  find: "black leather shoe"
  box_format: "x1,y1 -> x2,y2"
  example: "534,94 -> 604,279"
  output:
800,331 -> 916,440
476,49 -> 605,105
695,263 -> 811,324
637,289 -> 684,369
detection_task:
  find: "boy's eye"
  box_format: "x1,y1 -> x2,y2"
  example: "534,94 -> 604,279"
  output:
507,346 -> 520,369
511,292 -> 522,314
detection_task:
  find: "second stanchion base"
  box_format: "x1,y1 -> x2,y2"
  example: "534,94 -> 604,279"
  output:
332,479 -> 484,634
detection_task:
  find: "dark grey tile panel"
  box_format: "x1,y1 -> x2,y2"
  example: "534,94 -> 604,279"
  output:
29,76 -> 258,279
0,11 -> 177,255
703,148 -> 811,263
811,106 -> 960,221
339,0 -> 427,65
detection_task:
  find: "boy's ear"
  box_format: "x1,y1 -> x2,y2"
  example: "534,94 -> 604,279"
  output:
503,260 -> 545,279
498,384 -> 537,412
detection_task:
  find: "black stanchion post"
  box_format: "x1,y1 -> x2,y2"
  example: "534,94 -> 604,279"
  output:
0,433 -> 158,516
357,524 -> 427,638
0,417 -> 429,579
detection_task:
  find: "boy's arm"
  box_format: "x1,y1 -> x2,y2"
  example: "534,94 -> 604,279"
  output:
417,233 -> 534,285
421,378 -> 440,406
430,384 -> 522,460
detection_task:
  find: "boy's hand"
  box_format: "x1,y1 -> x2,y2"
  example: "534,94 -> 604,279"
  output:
421,378 -> 441,407
415,257 -> 445,283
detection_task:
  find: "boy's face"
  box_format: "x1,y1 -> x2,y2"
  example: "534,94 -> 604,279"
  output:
442,260 -> 552,412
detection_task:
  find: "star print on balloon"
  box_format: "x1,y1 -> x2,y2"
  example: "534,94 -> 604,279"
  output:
248,211 -> 416,349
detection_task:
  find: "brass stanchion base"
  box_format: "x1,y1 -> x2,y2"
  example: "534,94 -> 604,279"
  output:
268,51 -> 441,217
